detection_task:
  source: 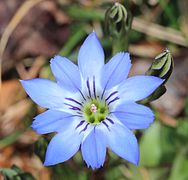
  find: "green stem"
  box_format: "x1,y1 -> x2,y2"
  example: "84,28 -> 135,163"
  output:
112,34 -> 129,55
59,27 -> 87,57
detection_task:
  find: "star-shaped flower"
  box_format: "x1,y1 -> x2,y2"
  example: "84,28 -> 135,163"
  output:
20,32 -> 163,169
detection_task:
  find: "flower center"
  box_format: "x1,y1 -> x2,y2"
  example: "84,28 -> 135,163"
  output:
90,104 -> 97,113
83,99 -> 109,124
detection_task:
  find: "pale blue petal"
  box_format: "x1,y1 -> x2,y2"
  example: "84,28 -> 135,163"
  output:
78,32 -> 104,80
81,126 -> 106,169
50,56 -> 81,92
31,110 -> 75,134
113,102 -> 154,129
118,76 -> 163,101
106,122 -> 139,165
101,52 -> 131,90
20,78 -> 66,109
44,129 -> 82,166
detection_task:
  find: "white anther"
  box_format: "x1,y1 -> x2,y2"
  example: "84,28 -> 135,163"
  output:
90,104 -> 97,113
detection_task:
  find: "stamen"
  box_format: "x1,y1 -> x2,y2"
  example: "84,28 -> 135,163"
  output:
90,104 -> 97,113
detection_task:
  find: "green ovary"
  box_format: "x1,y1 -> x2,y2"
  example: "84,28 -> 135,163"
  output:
83,99 -> 109,124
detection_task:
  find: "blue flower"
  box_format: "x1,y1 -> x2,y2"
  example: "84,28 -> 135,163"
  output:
20,32 -> 163,169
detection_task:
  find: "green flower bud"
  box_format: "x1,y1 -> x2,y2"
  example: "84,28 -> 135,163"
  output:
105,2 -> 132,54
105,2 -> 128,35
140,49 -> 173,103
146,49 -> 173,83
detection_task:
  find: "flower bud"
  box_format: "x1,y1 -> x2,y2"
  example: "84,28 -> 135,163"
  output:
146,49 -> 173,83
105,2 -> 132,53
105,2 -> 128,35
141,49 -> 173,103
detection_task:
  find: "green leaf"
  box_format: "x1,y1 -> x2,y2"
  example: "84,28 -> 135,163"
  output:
160,125 -> 176,163
0,168 -> 19,180
176,120 -> 188,142
59,27 -> 87,57
169,149 -> 188,180
0,165 -> 36,180
139,122 -> 162,167
184,97 -> 188,117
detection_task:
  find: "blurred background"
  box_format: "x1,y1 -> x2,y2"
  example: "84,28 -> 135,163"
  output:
0,0 -> 188,179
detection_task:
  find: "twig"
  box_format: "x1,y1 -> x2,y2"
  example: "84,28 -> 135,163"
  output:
158,111 -> 177,127
132,17 -> 188,47
16,56 -> 46,80
0,0 -> 43,91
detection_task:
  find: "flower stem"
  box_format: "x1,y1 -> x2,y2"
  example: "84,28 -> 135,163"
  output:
104,2 -> 132,55
90,150 -> 110,180
112,34 -> 129,55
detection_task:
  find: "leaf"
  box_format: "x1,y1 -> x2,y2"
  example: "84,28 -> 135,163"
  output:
0,168 -> 19,180
0,165 -> 36,180
160,125 -> 176,163
139,121 -> 162,167
169,150 -> 188,180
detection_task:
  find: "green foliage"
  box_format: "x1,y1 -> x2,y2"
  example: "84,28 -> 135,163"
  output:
169,150 -> 188,180
140,121 -> 162,167
0,165 -> 35,180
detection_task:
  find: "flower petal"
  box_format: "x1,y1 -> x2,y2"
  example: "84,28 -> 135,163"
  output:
113,102 -> 154,129
78,32 -> 104,80
44,128 -> 82,166
101,52 -> 131,90
81,125 -> 106,169
31,110 -> 76,134
106,121 -> 139,165
50,56 -> 81,92
20,78 -> 66,109
118,76 -> 163,101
